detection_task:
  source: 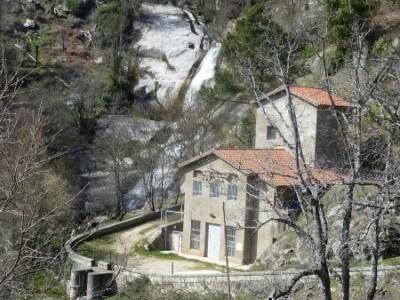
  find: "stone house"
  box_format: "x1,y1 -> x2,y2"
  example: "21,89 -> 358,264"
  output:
255,86 -> 351,167
176,86 -> 350,265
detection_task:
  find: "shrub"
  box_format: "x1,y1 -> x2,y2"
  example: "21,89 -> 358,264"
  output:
324,0 -> 378,45
66,0 -> 84,17
95,0 -> 137,47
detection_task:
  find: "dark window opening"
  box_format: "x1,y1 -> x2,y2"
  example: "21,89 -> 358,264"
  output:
267,126 -> 278,140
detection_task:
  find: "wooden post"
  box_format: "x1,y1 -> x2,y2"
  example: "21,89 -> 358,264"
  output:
222,202 -> 232,300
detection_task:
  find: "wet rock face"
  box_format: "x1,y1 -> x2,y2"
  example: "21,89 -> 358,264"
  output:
133,3 -> 211,105
77,4 -> 222,213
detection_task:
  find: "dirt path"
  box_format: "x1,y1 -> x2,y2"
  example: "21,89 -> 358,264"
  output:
111,220 -> 160,254
106,219 -> 222,274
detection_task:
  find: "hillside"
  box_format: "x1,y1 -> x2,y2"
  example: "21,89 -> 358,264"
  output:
1,0 -> 400,299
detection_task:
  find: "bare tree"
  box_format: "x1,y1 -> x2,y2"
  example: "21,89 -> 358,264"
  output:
223,6 -> 400,300
0,47 -> 72,298
94,123 -> 135,219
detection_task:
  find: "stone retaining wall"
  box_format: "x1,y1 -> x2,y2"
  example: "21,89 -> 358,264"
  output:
65,211 -> 400,299
65,211 -> 161,299
119,265 -> 400,297
65,211 -> 161,269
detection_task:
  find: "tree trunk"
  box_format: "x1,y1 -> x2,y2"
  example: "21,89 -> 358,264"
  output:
314,204 -> 332,300
366,215 -> 380,300
319,263 -> 332,300
341,184 -> 355,300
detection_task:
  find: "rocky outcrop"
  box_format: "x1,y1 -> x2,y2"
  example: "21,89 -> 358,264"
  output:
77,3 -> 222,212
132,3 -> 214,106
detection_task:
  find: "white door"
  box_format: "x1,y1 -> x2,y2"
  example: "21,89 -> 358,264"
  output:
171,231 -> 182,252
207,224 -> 221,259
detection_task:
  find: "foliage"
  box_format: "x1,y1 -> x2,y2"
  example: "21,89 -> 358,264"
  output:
302,44 -> 317,60
222,4 -> 302,90
239,107 -> 255,147
66,0 -> 84,17
77,234 -> 119,262
66,0 -> 95,17
199,69 -> 245,106
107,276 -> 231,300
132,242 -> 227,271
95,0 -> 138,47
95,1 -> 122,46
28,270 -> 69,300
372,36 -> 392,55
325,0 -> 378,44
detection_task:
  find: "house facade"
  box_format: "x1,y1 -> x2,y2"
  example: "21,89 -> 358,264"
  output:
177,86 -> 350,265
255,86 -> 350,167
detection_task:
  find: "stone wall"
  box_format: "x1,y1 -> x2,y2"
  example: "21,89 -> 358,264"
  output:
66,211 -> 161,268
65,211 -> 161,299
119,265 -> 400,298
65,210 -> 400,299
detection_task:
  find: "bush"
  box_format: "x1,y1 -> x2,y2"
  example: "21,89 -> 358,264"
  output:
95,0 -> 137,47
325,0 -> 378,45
239,108 -> 255,148
66,0 -> 83,16
66,0 -> 94,18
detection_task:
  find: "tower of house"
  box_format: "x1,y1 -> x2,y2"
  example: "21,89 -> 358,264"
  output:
255,86 -> 351,168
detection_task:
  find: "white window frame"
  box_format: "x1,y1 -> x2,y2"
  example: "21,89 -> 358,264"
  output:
193,180 -> 202,196
225,226 -> 236,257
190,220 -> 201,249
227,183 -> 238,200
209,182 -> 219,198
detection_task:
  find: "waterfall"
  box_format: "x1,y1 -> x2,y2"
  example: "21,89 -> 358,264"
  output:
184,42 -> 222,107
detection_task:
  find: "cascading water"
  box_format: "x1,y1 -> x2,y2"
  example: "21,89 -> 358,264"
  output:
184,42 -> 222,107
82,3 -> 223,211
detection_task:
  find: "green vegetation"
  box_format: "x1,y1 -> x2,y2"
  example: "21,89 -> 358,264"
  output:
223,4 -> 287,86
200,69 -> 245,107
66,0 -> 85,17
324,0 -> 379,71
132,242 -> 227,272
95,0 -> 137,47
106,275 -> 254,300
325,0 -> 378,44
372,36 -> 393,55
239,108 -> 255,147
27,270 -> 69,300
107,276 -> 254,300
76,233 -> 119,262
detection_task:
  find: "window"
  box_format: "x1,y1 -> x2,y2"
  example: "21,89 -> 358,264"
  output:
209,182 -> 219,197
193,181 -> 202,195
190,220 -> 201,249
225,226 -> 236,257
227,183 -> 238,200
267,126 -> 277,140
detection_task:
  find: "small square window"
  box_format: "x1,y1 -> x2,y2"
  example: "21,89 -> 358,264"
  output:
267,126 -> 277,140
209,182 -> 219,198
193,181 -> 202,196
227,184 -> 237,200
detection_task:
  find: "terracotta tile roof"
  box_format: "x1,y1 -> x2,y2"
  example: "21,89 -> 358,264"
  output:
290,86 -> 351,108
264,86 -> 351,108
213,149 -> 343,187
